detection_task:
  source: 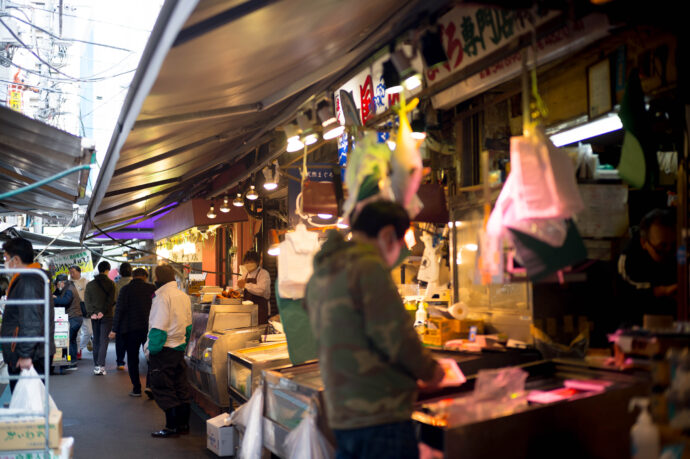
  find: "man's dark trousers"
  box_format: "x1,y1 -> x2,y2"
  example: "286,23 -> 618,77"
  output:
115,332 -> 126,366
123,329 -> 147,392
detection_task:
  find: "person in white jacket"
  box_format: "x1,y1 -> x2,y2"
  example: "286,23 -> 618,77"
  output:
146,264 -> 192,438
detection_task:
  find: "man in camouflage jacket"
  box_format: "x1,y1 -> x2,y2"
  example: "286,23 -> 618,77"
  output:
306,201 -> 442,459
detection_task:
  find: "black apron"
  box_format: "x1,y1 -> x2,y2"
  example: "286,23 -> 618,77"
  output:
244,271 -> 269,324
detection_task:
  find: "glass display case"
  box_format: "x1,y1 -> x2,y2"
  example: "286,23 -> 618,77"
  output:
227,342 -> 292,403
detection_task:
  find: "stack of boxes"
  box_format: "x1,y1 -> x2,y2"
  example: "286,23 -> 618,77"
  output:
53,308 -> 69,364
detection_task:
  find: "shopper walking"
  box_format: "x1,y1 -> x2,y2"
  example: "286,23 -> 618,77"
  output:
84,261 -> 116,375
109,268 -> 156,396
306,201 -> 443,459
69,265 -> 91,358
53,273 -> 82,368
1,238 -> 55,392
114,262 -> 133,370
147,264 -> 193,438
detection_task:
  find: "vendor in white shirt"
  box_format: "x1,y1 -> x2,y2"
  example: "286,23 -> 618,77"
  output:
237,251 -> 270,324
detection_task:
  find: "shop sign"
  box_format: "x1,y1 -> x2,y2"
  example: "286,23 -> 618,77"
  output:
334,45 -> 424,125
428,6 -> 609,109
49,249 -> 94,277
7,84 -> 22,112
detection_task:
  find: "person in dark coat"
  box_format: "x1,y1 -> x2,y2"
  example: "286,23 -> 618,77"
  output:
53,273 -> 82,368
84,261 -> 116,375
618,208 -> 677,326
1,238 -> 55,392
109,268 -> 156,396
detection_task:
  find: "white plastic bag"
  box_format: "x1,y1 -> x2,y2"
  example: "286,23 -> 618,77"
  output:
9,367 -> 58,414
229,388 -> 263,459
283,410 -> 334,459
278,224 -> 320,299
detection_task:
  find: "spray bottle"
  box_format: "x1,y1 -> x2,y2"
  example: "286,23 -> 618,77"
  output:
629,397 -> 660,459
414,301 -> 427,335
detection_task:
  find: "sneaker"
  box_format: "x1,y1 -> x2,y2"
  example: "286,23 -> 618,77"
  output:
117,365 -> 126,371
144,388 -> 154,400
86,339 -> 93,352
93,366 -> 101,375
129,391 -> 142,397
99,367 -> 107,375
66,364 -> 78,371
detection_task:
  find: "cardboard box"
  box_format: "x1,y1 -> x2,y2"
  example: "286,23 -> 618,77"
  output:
423,318 -> 461,347
0,410 -> 63,451
0,436 -> 74,458
207,413 -> 237,457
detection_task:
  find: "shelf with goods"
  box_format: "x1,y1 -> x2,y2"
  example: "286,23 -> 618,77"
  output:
52,307 -> 71,374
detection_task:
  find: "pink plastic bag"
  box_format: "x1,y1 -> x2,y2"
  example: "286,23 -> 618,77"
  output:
510,132 -> 583,220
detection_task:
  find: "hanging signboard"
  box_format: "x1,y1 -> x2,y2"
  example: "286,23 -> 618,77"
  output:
8,84 -> 22,112
334,45 -> 424,126
428,6 -> 609,109
50,249 -> 94,277
333,46 -> 425,167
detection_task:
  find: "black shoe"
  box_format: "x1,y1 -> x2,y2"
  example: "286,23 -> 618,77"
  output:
129,391 -> 142,397
151,428 -> 179,438
144,388 -> 154,400
177,425 -> 190,435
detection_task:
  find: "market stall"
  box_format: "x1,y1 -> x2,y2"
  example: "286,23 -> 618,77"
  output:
76,0 -> 688,457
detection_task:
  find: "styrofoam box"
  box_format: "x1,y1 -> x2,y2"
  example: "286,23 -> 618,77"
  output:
207,413 -> 237,457
54,308 -> 66,316
55,323 -> 69,333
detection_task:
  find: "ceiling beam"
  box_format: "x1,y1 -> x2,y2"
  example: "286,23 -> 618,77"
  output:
0,165 -> 77,202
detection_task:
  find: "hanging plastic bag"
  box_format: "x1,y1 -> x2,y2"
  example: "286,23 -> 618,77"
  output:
0,362 -> 9,385
391,95 -> 423,218
278,224 -> 320,299
283,409 -> 335,459
229,387 -> 264,459
9,366 -> 58,414
342,131 -> 392,222
510,131 -> 583,221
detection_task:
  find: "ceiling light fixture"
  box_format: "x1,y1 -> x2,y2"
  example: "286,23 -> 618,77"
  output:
420,28 -> 448,70
318,99 -> 346,140
284,122 -> 304,152
383,60 -> 403,95
317,213 -> 333,220
263,162 -> 279,190
267,229 -> 281,256
549,113 -> 623,147
246,185 -> 259,200
232,193 -> 244,207
206,204 -> 217,219
411,113 -> 427,140
220,195 -> 231,213
404,73 -> 422,91
297,111 -> 320,146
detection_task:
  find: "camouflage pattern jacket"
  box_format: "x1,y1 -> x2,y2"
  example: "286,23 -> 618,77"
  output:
305,230 -> 439,430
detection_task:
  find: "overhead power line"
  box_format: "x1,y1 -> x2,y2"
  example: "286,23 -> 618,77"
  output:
4,13 -> 135,52
0,18 -> 136,83
7,4 -> 157,33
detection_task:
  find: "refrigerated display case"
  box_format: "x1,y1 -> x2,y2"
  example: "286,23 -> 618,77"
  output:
185,297 -> 266,407
261,363 -> 330,457
414,359 -> 649,458
227,341 -> 292,404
